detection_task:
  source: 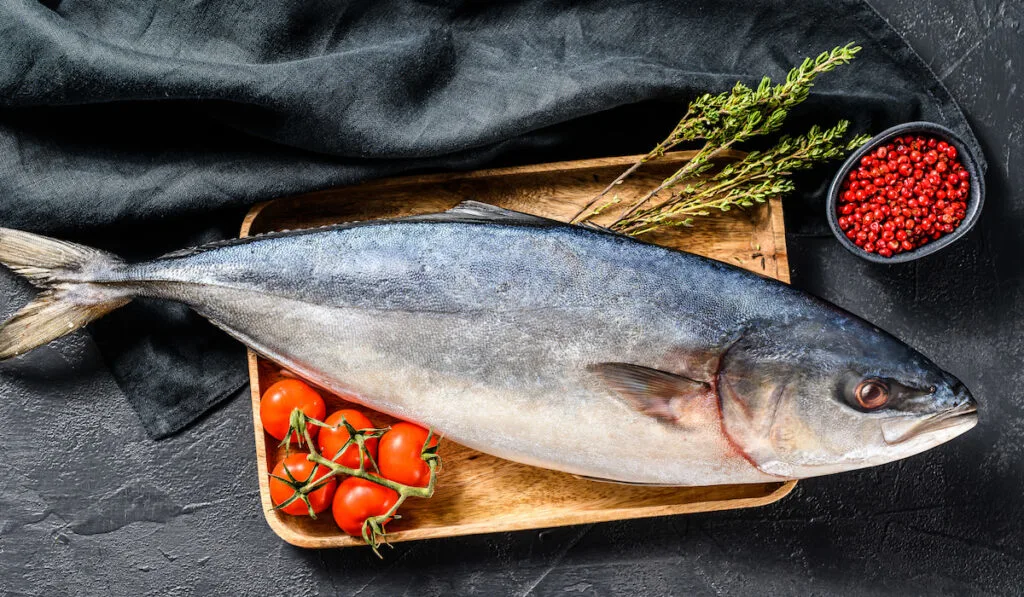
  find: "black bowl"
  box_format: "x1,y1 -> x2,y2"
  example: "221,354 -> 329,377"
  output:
826,121 -> 985,264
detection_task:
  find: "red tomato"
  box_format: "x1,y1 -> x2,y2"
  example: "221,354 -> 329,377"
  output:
332,477 -> 399,536
378,422 -> 438,487
317,409 -> 379,469
269,453 -> 337,516
259,379 -> 326,442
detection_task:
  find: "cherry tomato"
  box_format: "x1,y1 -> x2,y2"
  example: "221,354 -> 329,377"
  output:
378,422 -> 438,487
332,477 -> 399,536
317,409 -> 378,469
259,379 -> 326,442
269,453 -> 337,516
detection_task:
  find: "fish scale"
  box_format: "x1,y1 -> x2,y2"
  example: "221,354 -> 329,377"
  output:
0,201 -> 977,485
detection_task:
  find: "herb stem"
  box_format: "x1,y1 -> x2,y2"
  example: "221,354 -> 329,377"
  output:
575,43 -> 869,234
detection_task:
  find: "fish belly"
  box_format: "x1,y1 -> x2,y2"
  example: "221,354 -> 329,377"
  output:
156,280 -> 772,485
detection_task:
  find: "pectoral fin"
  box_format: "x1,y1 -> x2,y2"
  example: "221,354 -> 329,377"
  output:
588,362 -> 712,425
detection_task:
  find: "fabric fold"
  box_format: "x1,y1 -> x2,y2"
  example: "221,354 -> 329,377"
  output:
0,0 -> 983,437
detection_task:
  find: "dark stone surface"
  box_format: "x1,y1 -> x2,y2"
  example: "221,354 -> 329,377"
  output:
1,0 -> 1021,595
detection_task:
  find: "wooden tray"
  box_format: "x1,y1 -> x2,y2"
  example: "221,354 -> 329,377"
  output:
241,150 -> 797,548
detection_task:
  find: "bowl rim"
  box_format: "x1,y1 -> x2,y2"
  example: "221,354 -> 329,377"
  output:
825,121 -> 985,264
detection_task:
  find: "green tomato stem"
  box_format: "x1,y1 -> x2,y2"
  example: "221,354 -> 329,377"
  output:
274,409 -> 442,556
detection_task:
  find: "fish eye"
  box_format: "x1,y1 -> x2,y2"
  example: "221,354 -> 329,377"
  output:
855,379 -> 889,409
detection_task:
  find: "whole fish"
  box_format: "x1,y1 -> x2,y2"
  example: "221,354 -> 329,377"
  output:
0,202 -> 977,485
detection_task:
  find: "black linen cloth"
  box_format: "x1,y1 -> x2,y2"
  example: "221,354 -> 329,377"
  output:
0,0 -> 982,438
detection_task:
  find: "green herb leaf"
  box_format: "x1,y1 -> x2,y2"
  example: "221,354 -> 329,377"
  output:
574,43 -> 869,235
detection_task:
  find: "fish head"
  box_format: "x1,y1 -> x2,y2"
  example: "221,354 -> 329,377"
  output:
717,317 -> 977,479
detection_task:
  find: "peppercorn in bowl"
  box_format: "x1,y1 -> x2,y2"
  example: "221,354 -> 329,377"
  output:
826,121 -> 984,263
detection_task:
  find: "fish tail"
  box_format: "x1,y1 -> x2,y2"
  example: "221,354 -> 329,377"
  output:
0,228 -> 132,360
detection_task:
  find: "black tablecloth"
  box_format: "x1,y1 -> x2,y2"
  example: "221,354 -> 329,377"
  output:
3,1 -> 1023,594
0,0 -> 981,437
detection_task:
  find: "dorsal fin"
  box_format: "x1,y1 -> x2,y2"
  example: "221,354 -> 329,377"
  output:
577,221 -> 616,234
589,362 -> 712,426
412,202 -> 631,238
399,201 -> 561,227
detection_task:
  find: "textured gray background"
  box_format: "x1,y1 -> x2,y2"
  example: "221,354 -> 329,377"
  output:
1,0 -> 1022,595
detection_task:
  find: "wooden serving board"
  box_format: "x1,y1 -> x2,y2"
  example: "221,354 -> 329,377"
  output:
241,150 -> 797,549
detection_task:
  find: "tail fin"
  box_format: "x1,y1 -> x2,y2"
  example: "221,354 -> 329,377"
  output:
0,228 -> 131,360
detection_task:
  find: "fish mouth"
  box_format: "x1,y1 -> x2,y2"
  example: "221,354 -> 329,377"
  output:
882,400 -> 979,446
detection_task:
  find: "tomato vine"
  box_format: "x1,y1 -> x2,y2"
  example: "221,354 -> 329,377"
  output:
273,408 -> 441,556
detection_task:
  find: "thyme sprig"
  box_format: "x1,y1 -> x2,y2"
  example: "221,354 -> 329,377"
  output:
276,409 -> 441,557
571,43 -> 869,233
615,122 -> 871,234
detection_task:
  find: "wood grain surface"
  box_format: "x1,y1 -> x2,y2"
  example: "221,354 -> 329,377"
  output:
240,150 -> 796,548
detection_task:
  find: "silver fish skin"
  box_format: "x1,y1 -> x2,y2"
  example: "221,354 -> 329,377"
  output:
0,202 -> 978,486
